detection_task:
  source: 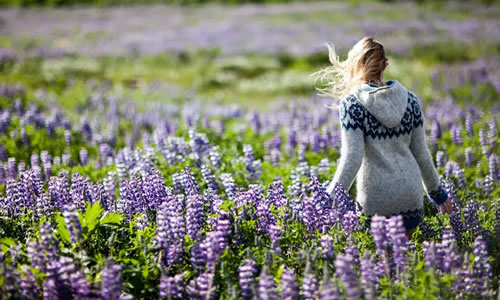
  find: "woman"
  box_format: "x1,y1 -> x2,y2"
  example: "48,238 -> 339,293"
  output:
316,37 -> 452,239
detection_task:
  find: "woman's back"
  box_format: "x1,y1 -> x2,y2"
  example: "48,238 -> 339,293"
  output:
339,80 -> 428,218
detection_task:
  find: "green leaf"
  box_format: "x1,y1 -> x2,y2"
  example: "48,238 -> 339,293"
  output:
0,237 -> 17,247
56,214 -> 71,244
100,212 -> 124,225
83,202 -> 104,233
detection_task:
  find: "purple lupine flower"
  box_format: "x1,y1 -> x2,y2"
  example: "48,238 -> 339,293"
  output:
220,173 -> 237,201
1,259 -> 19,297
242,144 -> 257,179
239,258 -> 258,300
57,256 -> 91,299
190,241 -> 207,272
483,175 -> 494,196
26,240 -> 44,270
360,252 -> 378,300
201,165 -> 220,193
208,146 -> 221,169
488,154 -> 497,180
101,258 -> 122,300
48,174 -> 70,209
159,272 -> 185,299
20,126 -> 29,146
134,213 -> 148,231
465,147 -> 474,167
62,152 -> 72,167
187,272 -> 216,300
440,228 -> 462,273
386,215 -> 408,271
345,245 -> 359,267
320,235 -> 334,259
472,235 -> 493,280
450,123 -> 463,144
43,260 -> 70,300
335,254 -> 361,299
31,153 -> 39,168
171,172 -> 184,194
479,128 -> 487,146
70,173 -> 92,210
7,157 -> 16,178
301,194 -> 319,232
154,195 -> 185,265
257,267 -> 278,300
319,277 -> 341,299
333,182 -> 355,216
36,192 -> 53,217
19,268 -> 40,299
102,171 -> 117,211
297,143 -> 306,163
296,161 -> 310,178
70,269 -> 92,300
266,177 -> 288,210
40,222 -> 58,261
459,235 -> 495,297
252,184 -> 274,233
449,211 -> 464,242
5,179 -> 22,216
186,190 -> 204,242
62,203 -> 82,243
19,169 -> 44,211
200,231 -> 224,269
436,151 -> 445,169
370,215 -> 389,257
464,201 -> 481,233
445,160 -> 459,178
280,268 -> 299,300
487,117 -> 496,147
79,148 -> 88,166
430,120 -> 441,145
310,175 -> 332,211
343,210 -> 361,235
268,224 -> 281,255
301,264 -> 318,300
454,168 -> 466,189
182,165 -> 200,196
289,169 -> 303,199
248,112 -> 261,133
214,218 -> 231,254
442,178 -> 459,208
64,129 -> 71,146
188,129 -> 210,162
318,158 -> 330,174
465,113 -> 474,137
422,241 -> 436,268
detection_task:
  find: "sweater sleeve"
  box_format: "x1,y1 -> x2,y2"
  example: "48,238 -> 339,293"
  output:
408,94 -> 448,205
326,96 -> 365,196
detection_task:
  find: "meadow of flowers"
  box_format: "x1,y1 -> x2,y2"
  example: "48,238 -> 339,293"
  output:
0,1 -> 499,299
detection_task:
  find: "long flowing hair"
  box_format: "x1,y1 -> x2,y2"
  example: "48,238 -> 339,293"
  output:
312,36 -> 388,110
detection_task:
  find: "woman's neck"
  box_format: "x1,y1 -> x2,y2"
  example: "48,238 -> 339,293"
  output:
367,79 -> 385,87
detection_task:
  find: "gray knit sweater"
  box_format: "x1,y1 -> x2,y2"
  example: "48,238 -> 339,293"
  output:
326,79 -> 447,218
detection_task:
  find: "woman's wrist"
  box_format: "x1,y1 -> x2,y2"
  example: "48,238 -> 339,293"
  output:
429,185 -> 448,205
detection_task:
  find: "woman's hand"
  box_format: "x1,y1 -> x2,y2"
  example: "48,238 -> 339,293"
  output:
439,198 -> 452,214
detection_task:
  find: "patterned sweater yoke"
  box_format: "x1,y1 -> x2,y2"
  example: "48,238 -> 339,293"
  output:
326,80 -> 447,220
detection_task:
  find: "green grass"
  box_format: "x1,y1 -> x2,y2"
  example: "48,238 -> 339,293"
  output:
1,38 -> 498,114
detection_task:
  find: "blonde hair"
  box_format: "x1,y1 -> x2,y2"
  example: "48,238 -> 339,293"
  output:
312,36 -> 388,109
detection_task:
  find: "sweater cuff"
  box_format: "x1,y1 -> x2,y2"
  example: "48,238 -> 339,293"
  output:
429,186 -> 448,205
